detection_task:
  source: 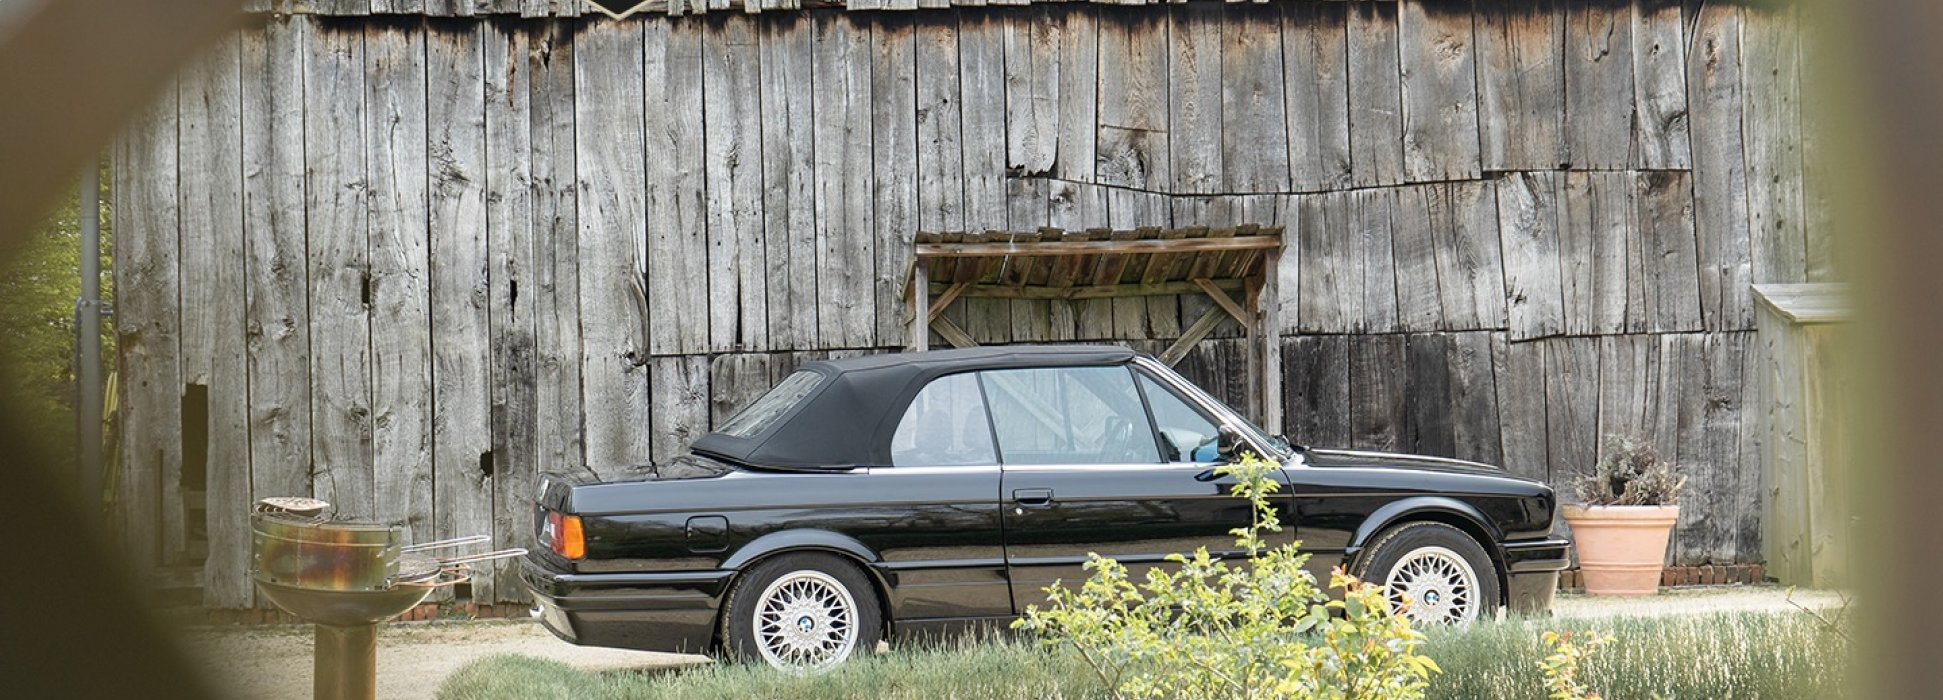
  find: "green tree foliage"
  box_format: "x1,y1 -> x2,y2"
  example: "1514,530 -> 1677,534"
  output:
1536,631 -> 1613,700
0,169 -> 112,478
1012,453 -> 1440,700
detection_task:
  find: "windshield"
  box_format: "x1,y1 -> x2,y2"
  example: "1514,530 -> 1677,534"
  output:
716,370 -> 823,438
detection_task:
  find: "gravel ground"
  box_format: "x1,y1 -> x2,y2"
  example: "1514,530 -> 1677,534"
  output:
180,585 -> 1847,700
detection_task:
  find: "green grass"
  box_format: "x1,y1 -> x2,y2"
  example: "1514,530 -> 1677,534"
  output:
438,611 -> 1850,700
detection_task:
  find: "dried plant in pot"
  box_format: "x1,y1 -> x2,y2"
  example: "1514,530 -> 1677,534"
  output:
1562,436 -> 1686,596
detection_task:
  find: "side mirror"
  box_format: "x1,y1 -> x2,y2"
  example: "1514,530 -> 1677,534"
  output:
1216,426 -> 1246,461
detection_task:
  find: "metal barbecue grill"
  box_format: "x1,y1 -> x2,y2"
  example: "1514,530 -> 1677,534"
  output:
250,497 -> 525,700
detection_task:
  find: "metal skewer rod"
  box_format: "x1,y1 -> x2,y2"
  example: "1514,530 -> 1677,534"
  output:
400,534 -> 492,552
433,548 -> 529,567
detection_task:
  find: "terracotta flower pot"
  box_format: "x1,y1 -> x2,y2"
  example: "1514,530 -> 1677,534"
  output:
1561,504 -> 1679,596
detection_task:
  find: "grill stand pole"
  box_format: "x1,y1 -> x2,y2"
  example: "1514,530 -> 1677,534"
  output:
314,624 -> 379,700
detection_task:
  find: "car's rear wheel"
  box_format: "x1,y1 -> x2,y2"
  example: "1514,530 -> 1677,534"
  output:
1355,521 -> 1500,626
721,552 -> 882,672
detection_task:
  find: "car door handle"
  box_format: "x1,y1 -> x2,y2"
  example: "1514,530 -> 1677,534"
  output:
1012,488 -> 1054,507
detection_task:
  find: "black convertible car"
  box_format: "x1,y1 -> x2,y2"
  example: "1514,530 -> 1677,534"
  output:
524,346 -> 1569,670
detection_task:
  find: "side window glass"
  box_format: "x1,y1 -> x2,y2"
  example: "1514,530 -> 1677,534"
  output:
980,366 -> 1160,465
891,373 -> 998,467
1138,374 -> 1222,463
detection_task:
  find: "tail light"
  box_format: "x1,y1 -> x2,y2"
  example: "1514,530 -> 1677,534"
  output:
543,510 -> 585,560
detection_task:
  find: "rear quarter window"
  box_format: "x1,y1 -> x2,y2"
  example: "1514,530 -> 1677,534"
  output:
716,370 -> 823,438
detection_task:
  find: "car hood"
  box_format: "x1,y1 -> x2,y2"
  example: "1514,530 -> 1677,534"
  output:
1298,448 -> 1509,477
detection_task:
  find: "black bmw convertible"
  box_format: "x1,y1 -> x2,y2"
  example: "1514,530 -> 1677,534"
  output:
524,345 -> 1570,670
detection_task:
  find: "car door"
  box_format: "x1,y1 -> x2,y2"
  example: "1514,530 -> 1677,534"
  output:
989,364 -> 1282,610
868,371 -> 1013,621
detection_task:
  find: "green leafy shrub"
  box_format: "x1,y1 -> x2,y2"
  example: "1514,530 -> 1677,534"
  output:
1536,631 -> 1612,700
1011,453 -> 1440,700
1573,436 -> 1684,507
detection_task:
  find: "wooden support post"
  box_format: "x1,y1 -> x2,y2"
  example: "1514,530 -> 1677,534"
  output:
1260,247 -> 1284,434
931,315 -> 978,349
911,260 -> 929,351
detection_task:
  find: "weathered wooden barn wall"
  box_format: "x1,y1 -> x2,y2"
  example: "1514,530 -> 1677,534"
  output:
112,0 -> 1828,607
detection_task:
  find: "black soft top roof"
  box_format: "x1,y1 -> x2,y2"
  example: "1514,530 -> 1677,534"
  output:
690,345 -> 1137,469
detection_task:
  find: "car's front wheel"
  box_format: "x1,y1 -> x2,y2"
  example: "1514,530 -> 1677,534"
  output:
721,552 -> 882,672
1355,521 -> 1501,626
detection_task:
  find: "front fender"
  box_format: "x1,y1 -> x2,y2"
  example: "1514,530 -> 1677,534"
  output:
1345,496 -> 1503,561
719,528 -> 883,571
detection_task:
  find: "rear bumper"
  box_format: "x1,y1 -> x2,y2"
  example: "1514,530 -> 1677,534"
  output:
522,557 -> 732,655
1500,536 -> 1571,615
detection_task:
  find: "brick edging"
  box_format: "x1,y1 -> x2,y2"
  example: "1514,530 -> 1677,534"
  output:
1557,564 -> 1767,591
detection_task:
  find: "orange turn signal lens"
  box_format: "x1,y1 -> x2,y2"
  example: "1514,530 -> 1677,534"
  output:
557,514 -> 585,560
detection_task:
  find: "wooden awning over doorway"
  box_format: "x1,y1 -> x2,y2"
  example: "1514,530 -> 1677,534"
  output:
902,225 -> 1285,428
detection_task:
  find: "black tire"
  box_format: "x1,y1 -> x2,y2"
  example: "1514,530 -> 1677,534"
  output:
1353,521 -> 1501,625
720,552 -> 883,670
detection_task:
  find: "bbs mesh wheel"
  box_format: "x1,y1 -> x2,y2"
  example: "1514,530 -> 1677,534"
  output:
721,552 -> 882,672
1354,521 -> 1501,625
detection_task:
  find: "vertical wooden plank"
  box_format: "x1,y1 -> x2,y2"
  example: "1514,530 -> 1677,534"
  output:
1491,334 -> 1548,484
1474,0 -> 1565,171
1449,333 -> 1506,467
365,22 -> 434,556
1050,182 -> 1110,340
873,16 -> 918,348
1345,0 -> 1403,188
306,19 -> 376,521
1558,171 -> 1629,335
1281,0 -> 1351,192
1543,336 -> 1599,488
427,22 -> 496,597
958,11 -> 1011,347
1742,3 -> 1806,286
574,19 -> 652,478
1168,1 -> 1222,194
1596,334 -> 1665,453
650,356 -> 710,464
959,11 -> 1007,231
1496,171 -> 1565,340
1734,329 -> 1764,563
1351,187 -> 1398,333
1657,332 -> 1726,564
1295,190 -> 1351,333
704,15 -> 769,351
761,15 -> 820,351
114,63 -> 181,571
1404,333 -> 1456,457
1054,8 -> 1097,183
1348,334 -> 1407,452
1630,0 -> 1690,169
241,17 -> 313,530
813,13 -> 876,349
1004,7 -> 1059,179
1634,170 -> 1703,332
1688,1 -> 1751,331
1220,3 -> 1289,192
1430,180 -> 1506,331
709,353 -> 774,427
1397,0 -> 1481,182
484,22 -> 538,602
646,19 -> 709,355
1270,194 -> 1302,336
915,15 -> 964,235
1562,0 -> 1633,169
1007,189 -> 1053,341
1283,335 -> 1349,448
531,20 -> 583,480
1095,7 -> 1169,189
1390,185 -> 1444,332
179,34 -> 252,606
